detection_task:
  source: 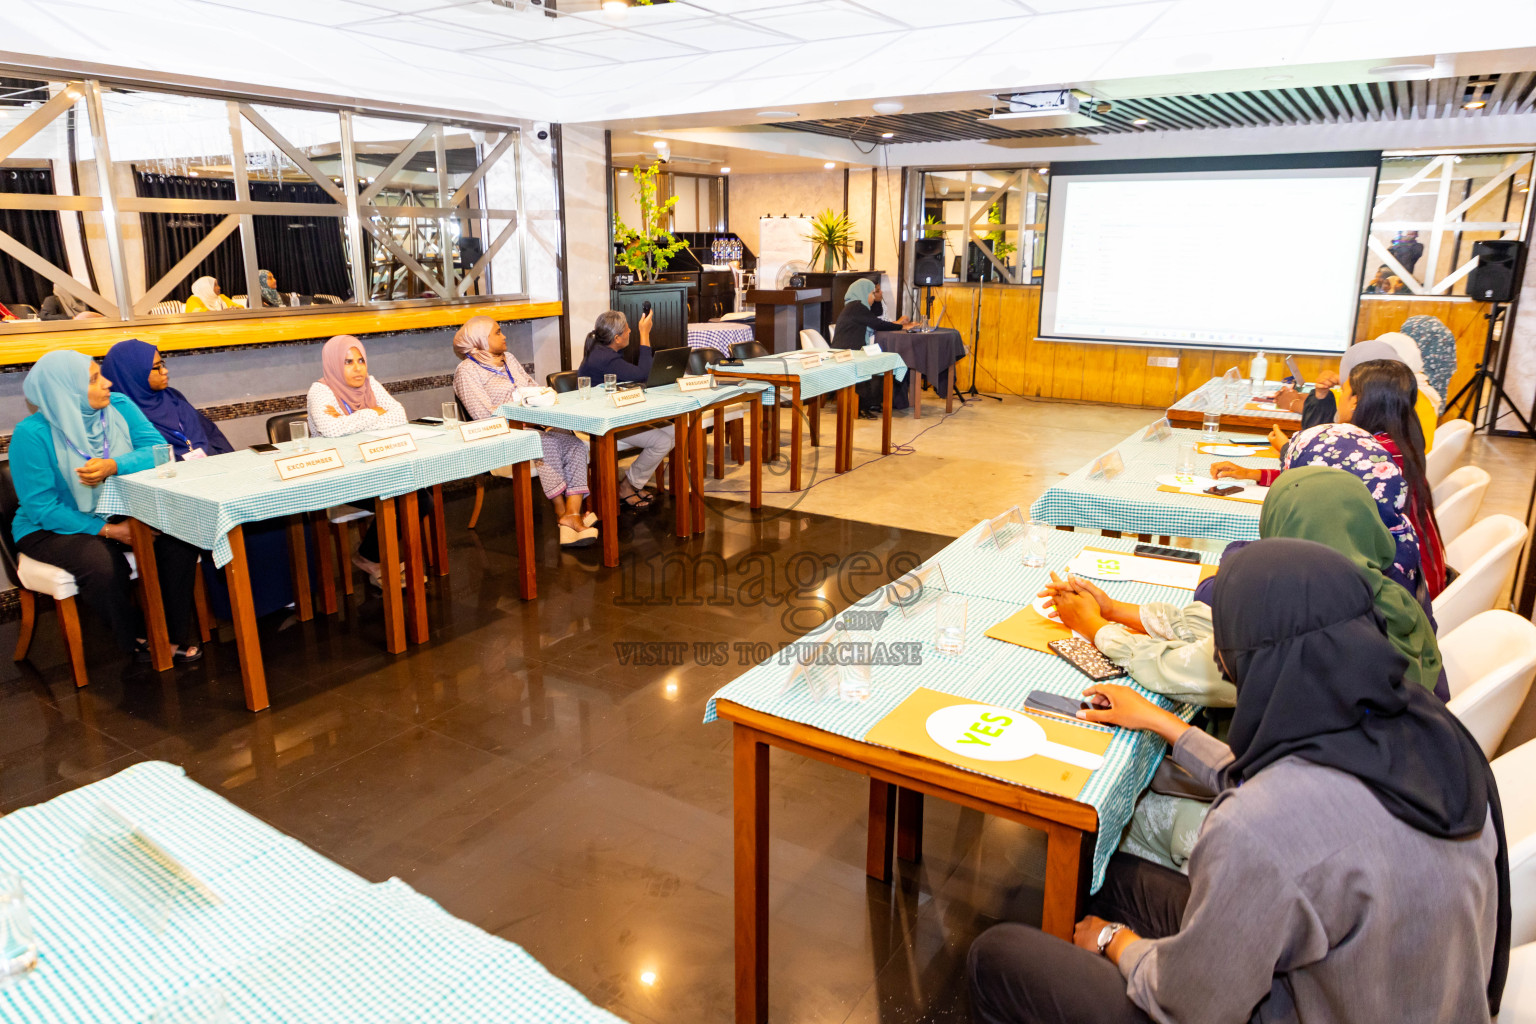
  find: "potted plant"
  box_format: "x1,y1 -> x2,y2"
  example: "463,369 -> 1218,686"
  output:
923,214 -> 944,239
984,201 -> 1017,267
614,161 -> 688,282
803,208 -> 856,272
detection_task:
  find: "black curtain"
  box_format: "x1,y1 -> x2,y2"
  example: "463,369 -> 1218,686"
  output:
134,172 -> 352,302
0,168 -> 69,309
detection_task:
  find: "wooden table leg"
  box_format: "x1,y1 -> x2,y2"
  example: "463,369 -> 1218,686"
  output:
713,407 -> 726,479
912,371 -> 924,420
896,787 -> 924,863
128,519 -> 172,672
808,395 -> 821,448
310,510 -> 336,615
749,395 -> 762,509
690,411 -> 706,536
673,415 -> 690,539
429,484 -> 449,577
882,372 -> 893,455
1041,823 -> 1088,941
769,401 -> 781,462
596,432 -> 619,569
789,388 -> 803,492
866,779 -> 895,882
512,461 -> 537,600
223,525 -> 269,712
376,496 -> 406,654
286,517 -> 313,622
400,491 -> 429,645
946,361 -> 956,414
734,725 -> 769,1024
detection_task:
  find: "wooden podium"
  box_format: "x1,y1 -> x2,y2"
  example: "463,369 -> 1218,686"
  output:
746,287 -> 829,353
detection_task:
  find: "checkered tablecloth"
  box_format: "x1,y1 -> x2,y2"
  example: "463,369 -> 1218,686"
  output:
712,356 -> 859,401
0,761 -> 624,1024
849,351 -> 909,384
498,383 -> 707,435
1027,425 -> 1277,542
1168,377 -> 1302,424
703,523 -> 1215,892
686,322 -> 755,356
97,427 -> 544,567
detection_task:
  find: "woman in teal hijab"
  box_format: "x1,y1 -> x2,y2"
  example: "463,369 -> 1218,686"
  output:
10,350 -> 203,661
833,277 -> 910,415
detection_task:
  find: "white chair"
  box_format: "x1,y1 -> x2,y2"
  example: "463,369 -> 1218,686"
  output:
1444,611 -> 1536,758
1497,941 -> 1536,1022
1426,418 -> 1474,489
1492,738 -> 1536,948
1435,515 -> 1531,636
1434,465 -> 1492,545
798,329 -> 830,351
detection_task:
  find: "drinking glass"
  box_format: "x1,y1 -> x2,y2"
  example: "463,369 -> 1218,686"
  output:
1021,523 -> 1050,568
290,420 -> 310,452
934,594 -> 968,655
577,375 -> 592,401
0,872 -> 39,980
1225,378 -> 1249,411
604,373 -> 618,392
1175,438 -> 1199,476
152,444 -> 175,479
1202,404 -> 1221,434
838,630 -> 873,702
442,401 -> 460,426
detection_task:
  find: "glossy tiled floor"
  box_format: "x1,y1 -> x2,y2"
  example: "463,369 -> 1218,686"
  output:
0,395 -> 1531,1023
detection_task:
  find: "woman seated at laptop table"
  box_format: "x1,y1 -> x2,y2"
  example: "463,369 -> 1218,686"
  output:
10,351 -> 203,662
834,279 -> 911,417
307,336 -> 410,585
574,309 -> 673,513
453,315 -> 597,547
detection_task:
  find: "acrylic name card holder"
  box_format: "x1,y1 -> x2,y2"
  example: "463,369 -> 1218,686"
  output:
79,800 -> 222,932
885,562 -> 949,620
1087,450 -> 1125,481
977,506 -> 1026,549
1142,417 -> 1173,443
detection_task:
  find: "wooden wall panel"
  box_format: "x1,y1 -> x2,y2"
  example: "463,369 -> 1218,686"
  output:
942,285 -> 1494,412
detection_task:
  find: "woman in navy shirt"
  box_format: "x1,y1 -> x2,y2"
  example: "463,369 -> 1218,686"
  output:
574,310 -> 673,512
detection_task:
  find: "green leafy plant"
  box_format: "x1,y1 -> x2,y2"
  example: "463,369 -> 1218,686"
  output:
984,202 -> 1017,261
803,208 -> 856,272
613,161 -> 688,282
923,214 -> 944,239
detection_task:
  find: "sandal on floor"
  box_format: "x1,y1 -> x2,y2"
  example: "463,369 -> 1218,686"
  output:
618,490 -> 658,513
132,640 -> 151,663
173,644 -> 203,665
560,524 -> 599,548
582,511 -> 598,528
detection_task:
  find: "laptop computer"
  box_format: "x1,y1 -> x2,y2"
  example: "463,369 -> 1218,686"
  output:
647,346 -> 691,388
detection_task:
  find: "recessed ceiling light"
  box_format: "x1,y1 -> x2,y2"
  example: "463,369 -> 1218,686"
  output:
880,131 -> 895,139
824,161 -> 836,169
618,170 -> 628,176
188,170 -> 199,177
602,0 -> 628,9
1264,74 -> 1293,82
1463,100 -> 1486,109
975,186 -> 986,192
719,166 -> 730,174
872,100 -> 904,115
757,110 -> 797,118
652,140 -> 666,149
1132,118 -> 1150,125
1369,61 -> 1434,75
1037,167 -> 1048,173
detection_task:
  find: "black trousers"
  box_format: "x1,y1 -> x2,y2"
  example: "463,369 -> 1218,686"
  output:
18,528 -> 200,652
967,854 -> 1191,1024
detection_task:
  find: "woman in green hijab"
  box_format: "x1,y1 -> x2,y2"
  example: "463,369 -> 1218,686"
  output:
10,350 -> 203,662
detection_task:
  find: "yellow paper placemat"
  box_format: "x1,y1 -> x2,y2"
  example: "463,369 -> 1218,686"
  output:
863,687 -> 1113,800
985,607 -> 1072,653
1156,484 -> 1266,505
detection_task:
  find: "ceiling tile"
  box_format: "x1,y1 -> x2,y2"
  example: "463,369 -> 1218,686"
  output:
850,0 -> 1026,29
737,2 -> 900,42
466,40 -> 615,70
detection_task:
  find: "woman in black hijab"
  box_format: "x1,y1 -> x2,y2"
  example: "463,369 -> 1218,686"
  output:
967,538 -> 1508,1024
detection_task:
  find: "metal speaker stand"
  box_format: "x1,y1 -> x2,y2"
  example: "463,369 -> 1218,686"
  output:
1446,302 -> 1536,440
963,269 -> 1002,402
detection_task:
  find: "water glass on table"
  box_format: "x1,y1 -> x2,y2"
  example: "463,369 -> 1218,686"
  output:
1175,438 -> 1199,476
442,401 -> 460,427
578,375 -> 592,401
0,872 -> 39,981
1021,522 -> 1050,568
839,630 -> 873,702
1202,405 -> 1221,434
290,420 -> 310,452
604,373 -> 618,393
152,443 -> 175,479
934,594 -> 969,655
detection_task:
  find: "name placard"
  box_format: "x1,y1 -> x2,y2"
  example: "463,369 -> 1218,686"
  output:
459,417 -> 511,442
863,343 -> 883,355
275,448 -> 344,481
832,349 -> 854,363
1141,417 -> 1173,443
611,388 -> 648,408
677,374 -> 714,392
357,432 -> 419,463
1088,450 -> 1126,481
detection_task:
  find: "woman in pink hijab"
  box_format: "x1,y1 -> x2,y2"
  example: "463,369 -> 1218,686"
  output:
307,335 -> 406,437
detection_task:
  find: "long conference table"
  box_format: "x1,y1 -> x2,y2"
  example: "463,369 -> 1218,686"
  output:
0,761 -> 624,1023
706,521 -> 1211,1022
99,423 -> 545,712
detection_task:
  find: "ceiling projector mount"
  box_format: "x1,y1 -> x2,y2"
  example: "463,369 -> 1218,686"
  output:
984,89 -> 1109,129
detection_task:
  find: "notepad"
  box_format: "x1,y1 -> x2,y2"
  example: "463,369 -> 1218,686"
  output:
1064,547 -> 1209,589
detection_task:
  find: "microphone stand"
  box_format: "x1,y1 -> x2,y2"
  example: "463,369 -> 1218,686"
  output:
963,264 -> 1002,402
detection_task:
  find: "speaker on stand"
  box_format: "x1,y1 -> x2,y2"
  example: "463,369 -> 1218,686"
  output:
1447,240 -> 1535,440
913,237 -> 944,326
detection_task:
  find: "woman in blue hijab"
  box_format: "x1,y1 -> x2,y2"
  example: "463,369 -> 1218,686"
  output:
101,339 -> 231,460
100,339 -> 294,620
10,350 -> 202,661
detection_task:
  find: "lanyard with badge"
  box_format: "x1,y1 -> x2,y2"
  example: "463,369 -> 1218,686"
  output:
59,410 -> 112,461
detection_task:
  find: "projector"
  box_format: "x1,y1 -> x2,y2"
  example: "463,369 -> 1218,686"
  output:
983,89 -> 1100,129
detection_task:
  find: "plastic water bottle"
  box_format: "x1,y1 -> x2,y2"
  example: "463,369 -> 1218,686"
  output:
1250,352 -> 1268,384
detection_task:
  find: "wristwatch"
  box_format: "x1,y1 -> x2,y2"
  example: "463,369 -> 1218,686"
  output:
1095,922 -> 1125,956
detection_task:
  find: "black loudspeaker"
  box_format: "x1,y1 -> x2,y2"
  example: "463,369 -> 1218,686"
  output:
1467,240 -> 1525,302
913,237 -> 945,285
